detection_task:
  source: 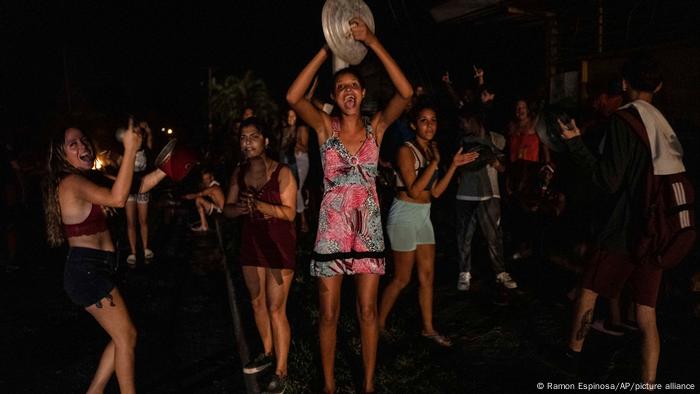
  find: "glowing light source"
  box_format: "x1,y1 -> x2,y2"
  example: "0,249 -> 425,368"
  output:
167,128 -> 173,135
93,158 -> 104,170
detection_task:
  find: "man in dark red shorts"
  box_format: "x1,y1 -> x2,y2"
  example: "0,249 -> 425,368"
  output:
558,55 -> 687,385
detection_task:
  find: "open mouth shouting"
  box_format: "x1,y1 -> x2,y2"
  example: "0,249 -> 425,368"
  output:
343,94 -> 357,109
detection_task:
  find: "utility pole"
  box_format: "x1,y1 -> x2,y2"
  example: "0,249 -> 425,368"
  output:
208,66 -> 213,143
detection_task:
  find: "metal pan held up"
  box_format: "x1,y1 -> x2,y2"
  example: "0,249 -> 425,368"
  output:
154,138 -> 198,182
322,0 -> 375,65
534,110 -> 568,152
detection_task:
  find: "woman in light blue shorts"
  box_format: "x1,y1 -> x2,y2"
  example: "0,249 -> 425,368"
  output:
379,99 -> 479,346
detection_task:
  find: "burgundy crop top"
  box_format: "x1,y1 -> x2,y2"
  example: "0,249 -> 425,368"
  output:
63,204 -> 108,237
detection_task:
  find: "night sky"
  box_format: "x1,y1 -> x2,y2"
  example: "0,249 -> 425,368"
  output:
2,1 -> 444,138
4,2 -> 313,128
7,0 -> 693,148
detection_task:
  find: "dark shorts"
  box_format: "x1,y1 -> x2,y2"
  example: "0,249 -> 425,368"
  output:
64,247 -> 117,308
581,249 -> 663,308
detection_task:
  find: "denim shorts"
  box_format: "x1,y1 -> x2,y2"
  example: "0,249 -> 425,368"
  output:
64,247 -> 118,308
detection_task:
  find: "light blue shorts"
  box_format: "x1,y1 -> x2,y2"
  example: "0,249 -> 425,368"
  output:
385,199 -> 434,252
127,192 -> 150,204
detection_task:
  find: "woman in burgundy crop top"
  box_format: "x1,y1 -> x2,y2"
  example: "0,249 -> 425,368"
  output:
62,203 -> 108,237
224,117 -> 297,388
43,120 -> 166,394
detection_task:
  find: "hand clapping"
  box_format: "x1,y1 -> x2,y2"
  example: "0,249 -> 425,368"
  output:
452,147 -> 480,167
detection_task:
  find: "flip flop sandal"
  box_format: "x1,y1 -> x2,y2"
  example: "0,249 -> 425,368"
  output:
422,332 -> 453,347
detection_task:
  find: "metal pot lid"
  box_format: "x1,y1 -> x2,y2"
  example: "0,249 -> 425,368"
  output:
534,112 -> 567,152
322,0 -> 375,65
155,138 -> 177,167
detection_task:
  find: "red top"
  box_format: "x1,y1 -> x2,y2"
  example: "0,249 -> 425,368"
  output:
63,204 -> 108,237
509,132 -> 541,163
238,164 -> 296,269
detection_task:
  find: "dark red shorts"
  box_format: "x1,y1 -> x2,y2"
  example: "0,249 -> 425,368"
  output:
581,249 -> 663,308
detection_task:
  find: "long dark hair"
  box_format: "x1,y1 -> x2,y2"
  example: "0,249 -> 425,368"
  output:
42,128 -> 96,246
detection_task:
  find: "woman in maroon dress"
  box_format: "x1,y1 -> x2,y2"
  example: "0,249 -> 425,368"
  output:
224,117 -> 297,394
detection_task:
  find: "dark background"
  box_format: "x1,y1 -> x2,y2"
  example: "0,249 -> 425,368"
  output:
1,0 -> 699,166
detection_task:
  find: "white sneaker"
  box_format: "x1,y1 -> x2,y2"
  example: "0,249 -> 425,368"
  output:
496,272 -> 518,289
126,254 -> 137,265
144,249 -> 154,259
457,272 -> 471,291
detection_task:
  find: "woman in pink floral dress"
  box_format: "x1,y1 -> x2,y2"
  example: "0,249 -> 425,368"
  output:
286,17 -> 413,394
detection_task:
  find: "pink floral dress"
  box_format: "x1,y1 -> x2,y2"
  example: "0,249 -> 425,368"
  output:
310,117 -> 385,277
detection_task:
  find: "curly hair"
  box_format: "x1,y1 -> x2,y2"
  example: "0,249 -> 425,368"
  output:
409,96 -> 439,126
42,128 -> 94,247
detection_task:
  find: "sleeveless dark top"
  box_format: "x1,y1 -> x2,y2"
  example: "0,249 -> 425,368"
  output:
238,163 -> 296,269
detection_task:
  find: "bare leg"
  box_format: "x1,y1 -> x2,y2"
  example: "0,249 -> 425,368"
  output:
265,268 -> 295,376
86,288 -> 137,394
299,210 -> 309,233
125,200 -> 138,255
195,197 -> 210,230
86,341 -> 115,394
415,244 -> 437,335
242,266 -> 273,355
137,202 -> 149,251
636,304 -> 659,384
318,275 -> 343,394
355,274 -> 380,393
378,250 -> 415,330
568,288 -> 598,351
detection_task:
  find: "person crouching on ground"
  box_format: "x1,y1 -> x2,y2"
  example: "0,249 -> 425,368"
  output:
43,119 -> 166,393
224,117 -> 297,394
184,168 -> 225,232
378,99 -> 479,346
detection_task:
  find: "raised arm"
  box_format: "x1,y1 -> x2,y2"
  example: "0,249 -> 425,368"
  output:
68,119 -> 141,208
138,168 -> 167,193
349,17 -> 413,144
140,121 -> 154,150
441,71 -> 464,109
286,48 -> 332,144
431,145 -> 479,198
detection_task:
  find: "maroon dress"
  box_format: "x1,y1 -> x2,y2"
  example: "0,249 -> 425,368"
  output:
238,164 -> 296,269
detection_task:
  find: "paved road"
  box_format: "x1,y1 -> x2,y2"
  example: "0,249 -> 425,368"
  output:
1,209 -> 244,393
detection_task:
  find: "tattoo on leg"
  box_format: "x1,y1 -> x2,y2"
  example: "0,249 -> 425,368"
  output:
576,309 -> 593,340
94,294 -> 116,309
105,293 -> 115,307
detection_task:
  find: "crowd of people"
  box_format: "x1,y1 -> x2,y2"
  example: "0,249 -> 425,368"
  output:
14,15 -> 692,394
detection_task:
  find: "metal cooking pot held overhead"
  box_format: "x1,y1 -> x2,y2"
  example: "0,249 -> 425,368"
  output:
322,0 -> 375,67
